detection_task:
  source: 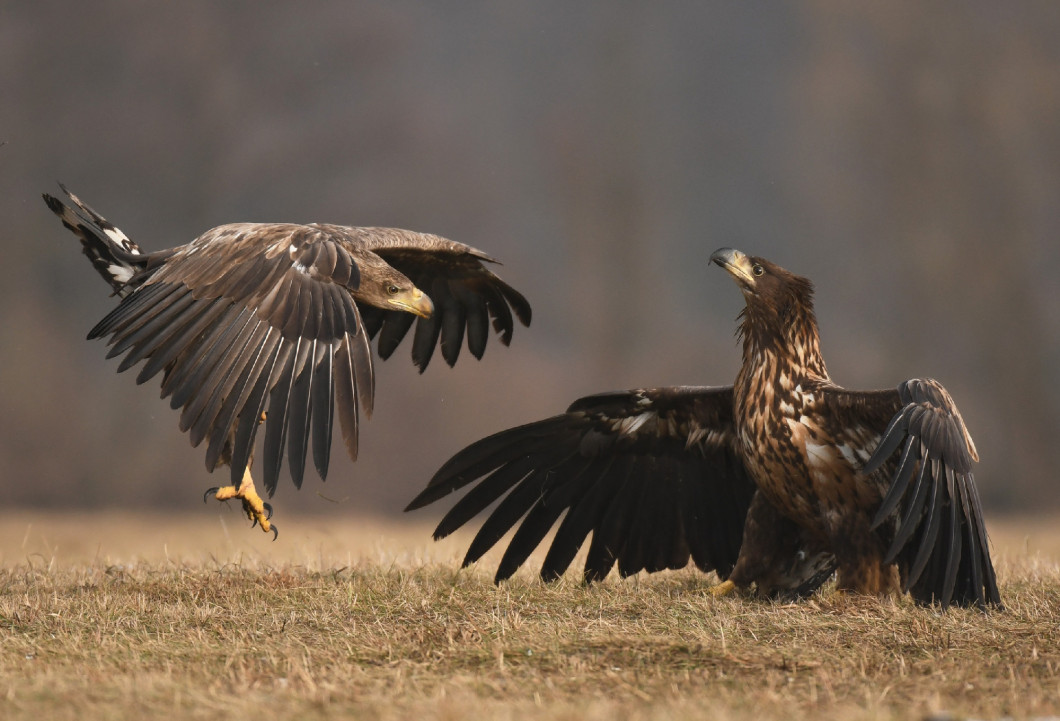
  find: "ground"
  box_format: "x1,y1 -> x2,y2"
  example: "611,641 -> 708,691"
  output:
1,510 -> 1058,721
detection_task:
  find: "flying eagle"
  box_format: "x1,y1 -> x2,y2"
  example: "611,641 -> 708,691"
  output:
406,248 -> 1000,610
45,185 -> 530,536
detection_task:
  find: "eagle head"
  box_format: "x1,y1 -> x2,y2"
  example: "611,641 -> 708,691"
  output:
711,248 -> 824,374
710,248 -> 814,315
352,255 -> 435,318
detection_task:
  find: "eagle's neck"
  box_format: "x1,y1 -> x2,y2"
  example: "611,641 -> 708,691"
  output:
735,293 -> 830,406
731,292 -> 831,514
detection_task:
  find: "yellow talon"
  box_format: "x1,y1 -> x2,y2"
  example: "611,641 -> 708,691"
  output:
206,468 -> 276,539
709,579 -> 736,598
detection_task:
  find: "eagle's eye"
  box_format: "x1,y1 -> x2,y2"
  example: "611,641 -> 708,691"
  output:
386,284 -> 401,295
752,263 -> 765,277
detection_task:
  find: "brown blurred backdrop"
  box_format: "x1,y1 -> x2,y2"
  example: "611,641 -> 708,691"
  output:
1,2 -> 1058,521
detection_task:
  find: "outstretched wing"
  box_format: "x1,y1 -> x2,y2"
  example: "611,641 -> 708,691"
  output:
347,228 -> 532,371
846,379 -> 999,609
405,386 -> 755,584
88,222 -> 374,496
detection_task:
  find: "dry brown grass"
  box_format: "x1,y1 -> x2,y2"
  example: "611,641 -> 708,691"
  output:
1,510 -> 1059,721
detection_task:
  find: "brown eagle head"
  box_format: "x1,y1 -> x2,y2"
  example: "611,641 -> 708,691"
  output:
710,248 -> 821,367
710,248 -> 814,318
352,253 -> 434,318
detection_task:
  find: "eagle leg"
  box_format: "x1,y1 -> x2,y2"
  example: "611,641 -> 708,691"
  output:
204,467 -> 278,540
834,555 -> 899,596
708,579 -> 737,598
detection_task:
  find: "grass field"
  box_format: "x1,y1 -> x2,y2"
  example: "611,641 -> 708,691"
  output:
1,510 -> 1058,720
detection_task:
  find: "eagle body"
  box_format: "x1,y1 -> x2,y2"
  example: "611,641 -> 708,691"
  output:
407,247 -> 999,610
733,373 -> 895,594
45,185 -> 531,534
729,301 -> 892,593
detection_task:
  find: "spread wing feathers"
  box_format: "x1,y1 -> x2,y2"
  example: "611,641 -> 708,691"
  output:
405,386 -> 755,584
860,379 -> 1000,609
85,222 -> 374,494
347,231 -> 532,371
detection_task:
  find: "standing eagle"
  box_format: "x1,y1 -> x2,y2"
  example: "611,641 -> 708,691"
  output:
406,248 -> 1000,610
45,185 -> 530,536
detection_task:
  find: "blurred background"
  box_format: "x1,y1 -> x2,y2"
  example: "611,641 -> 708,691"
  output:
1,2 -> 1058,525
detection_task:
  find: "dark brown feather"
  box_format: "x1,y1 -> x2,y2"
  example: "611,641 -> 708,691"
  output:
286,340 -> 317,489
406,387 -> 760,585
360,239 -> 531,371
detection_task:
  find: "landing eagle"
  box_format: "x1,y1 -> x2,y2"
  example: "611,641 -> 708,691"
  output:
406,248 -> 1000,610
45,185 -> 531,536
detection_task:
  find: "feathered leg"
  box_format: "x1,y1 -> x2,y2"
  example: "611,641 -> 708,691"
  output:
712,491 -> 835,599
830,524 -> 899,596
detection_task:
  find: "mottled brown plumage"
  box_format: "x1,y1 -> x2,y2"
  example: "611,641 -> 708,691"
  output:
406,248 -> 999,610
45,185 -> 531,535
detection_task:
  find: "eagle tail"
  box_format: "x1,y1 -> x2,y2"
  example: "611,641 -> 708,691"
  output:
43,184 -> 146,297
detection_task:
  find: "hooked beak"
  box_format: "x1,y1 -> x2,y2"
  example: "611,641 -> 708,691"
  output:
710,247 -> 756,288
388,287 -> 434,318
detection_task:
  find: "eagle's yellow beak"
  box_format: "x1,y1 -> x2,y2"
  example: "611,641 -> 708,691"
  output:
388,287 -> 434,318
711,247 -> 756,287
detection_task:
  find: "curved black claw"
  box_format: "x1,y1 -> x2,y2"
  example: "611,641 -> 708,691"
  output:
203,487 -> 220,504
249,516 -> 278,539
263,502 -> 273,520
